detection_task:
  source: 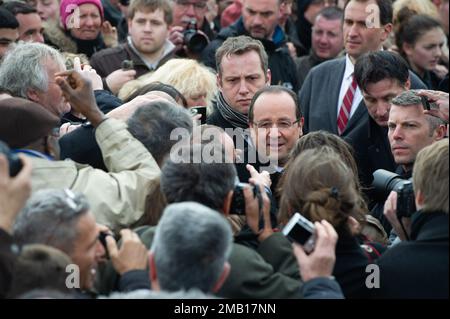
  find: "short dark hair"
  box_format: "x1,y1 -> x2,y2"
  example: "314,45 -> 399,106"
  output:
127,100 -> 193,166
316,6 -> 343,21
344,0 -> 393,25
2,0 -> 37,15
0,8 -> 19,28
160,144 -> 237,211
354,51 -> 410,92
248,85 -> 303,123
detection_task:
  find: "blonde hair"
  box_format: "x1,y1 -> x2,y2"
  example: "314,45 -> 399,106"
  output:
413,139 -> 449,214
119,59 -> 218,111
393,0 -> 440,24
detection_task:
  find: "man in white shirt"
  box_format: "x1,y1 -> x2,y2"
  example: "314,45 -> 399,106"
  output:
299,0 -> 393,137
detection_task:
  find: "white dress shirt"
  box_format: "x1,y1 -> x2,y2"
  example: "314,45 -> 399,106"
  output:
336,54 -> 363,119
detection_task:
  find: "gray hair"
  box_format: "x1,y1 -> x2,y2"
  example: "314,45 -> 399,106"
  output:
13,189 -> 90,254
391,90 -> 446,135
161,144 -> 237,211
105,288 -> 219,299
0,42 -> 65,99
151,202 -> 233,293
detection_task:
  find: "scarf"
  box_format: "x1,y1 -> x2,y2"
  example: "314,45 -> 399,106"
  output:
216,92 -> 249,129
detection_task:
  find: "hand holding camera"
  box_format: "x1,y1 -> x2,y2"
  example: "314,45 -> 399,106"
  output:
242,183 -> 273,242
0,142 -> 32,233
291,220 -> 338,283
105,229 -> 148,275
282,212 -> 316,254
383,191 -> 412,241
417,90 -> 449,124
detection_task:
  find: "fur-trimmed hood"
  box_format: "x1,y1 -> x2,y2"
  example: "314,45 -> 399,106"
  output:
43,20 -> 78,54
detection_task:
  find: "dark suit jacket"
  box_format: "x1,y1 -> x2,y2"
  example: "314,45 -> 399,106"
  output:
374,212 -> 449,299
299,57 -> 427,137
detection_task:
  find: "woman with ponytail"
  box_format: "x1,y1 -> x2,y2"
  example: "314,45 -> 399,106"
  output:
278,146 -> 385,298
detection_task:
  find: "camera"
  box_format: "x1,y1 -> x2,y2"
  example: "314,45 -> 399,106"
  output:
396,181 -> 416,218
0,140 -> 22,177
190,106 -> 207,125
372,169 -> 412,197
282,212 -> 316,253
121,59 -> 134,71
372,169 -> 417,218
230,182 -> 260,215
183,19 -> 209,55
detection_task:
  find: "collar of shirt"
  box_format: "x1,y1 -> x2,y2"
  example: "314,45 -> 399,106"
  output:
344,54 -> 355,82
127,37 -> 175,71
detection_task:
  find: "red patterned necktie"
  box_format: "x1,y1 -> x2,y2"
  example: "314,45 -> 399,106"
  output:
337,75 -> 357,135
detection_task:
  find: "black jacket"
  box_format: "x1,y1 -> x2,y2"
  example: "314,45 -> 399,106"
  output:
345,115 -> 397,192
59,90 -> 123,170
374,211 -> 449,299
201,18 -> 299,93
333,232 -> 386,299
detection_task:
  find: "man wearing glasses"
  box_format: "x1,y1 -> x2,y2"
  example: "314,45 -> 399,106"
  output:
248,85 -> 304,171
168,0 -> 215,57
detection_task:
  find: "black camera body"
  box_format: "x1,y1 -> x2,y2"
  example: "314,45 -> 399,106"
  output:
396,181 -> 416,219
0,140 -> 22,177
183,19 -> 209,55
372,169 -> 417,218
230,182 -> 260,215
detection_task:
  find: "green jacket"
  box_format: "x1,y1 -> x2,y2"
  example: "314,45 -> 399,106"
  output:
30,119 -> 161,232
97,226 -> 304,298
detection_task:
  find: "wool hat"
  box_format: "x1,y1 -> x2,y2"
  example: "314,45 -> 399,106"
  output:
60,0 -> 104,30
221,0 -> 242,28
0,98 -> 60,149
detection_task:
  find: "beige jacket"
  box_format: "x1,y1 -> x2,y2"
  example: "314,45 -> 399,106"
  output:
30,119 -> 160,232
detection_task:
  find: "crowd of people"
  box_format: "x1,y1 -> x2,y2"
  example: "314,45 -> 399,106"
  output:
0,0 -> 448,300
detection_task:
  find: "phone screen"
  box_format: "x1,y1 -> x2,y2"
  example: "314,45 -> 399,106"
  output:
190,106 -> 207,125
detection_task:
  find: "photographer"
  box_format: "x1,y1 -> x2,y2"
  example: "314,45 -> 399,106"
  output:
168,0 -> 215,59
0,149 -> 32,299
374,140 -> 448,299
370,90 -> 447,234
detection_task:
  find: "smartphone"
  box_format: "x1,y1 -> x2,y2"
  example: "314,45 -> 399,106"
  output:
190,106 -> 207,125
121,60 -> 134,71
421,96 -> 431,111
282,212 -> 316,253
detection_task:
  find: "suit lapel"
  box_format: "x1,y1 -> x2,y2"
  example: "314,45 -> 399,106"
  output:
343,100 -> 368,135
328,58 -> 346,133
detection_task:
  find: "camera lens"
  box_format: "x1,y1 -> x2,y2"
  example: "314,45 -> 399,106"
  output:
184,30 -> 209,55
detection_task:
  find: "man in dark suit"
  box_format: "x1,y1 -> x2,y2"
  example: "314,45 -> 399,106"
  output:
299,0 -> 394,137
346,51 -> 411,193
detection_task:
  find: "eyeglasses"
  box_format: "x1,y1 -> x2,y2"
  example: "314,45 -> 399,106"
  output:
253,119 -> 300,130
176,0 -> 207,11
